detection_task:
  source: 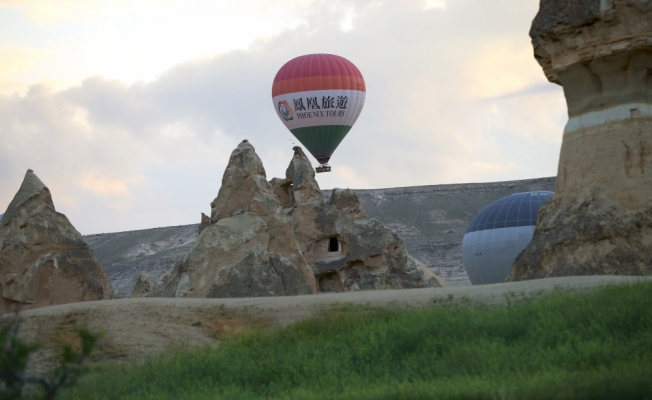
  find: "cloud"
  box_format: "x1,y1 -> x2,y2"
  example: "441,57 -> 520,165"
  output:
75,171 -> 144,210
0,0 -> 566,234
0,44 -> 46,74
425,0 -> 446,10
0,0 -> 313,93
0,44 -> 49,93
0,0 -> 95,22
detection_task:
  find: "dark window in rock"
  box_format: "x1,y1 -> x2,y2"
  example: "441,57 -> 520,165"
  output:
328,237 -> 339,252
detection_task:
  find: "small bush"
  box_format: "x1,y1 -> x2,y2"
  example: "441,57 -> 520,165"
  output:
0,322 -> 103,400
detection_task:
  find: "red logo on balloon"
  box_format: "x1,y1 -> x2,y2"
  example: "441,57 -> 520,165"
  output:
278,100 -> 293,121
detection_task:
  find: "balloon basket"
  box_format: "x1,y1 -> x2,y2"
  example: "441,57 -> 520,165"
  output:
316,165 -> 331,173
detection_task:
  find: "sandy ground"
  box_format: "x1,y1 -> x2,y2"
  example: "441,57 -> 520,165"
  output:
4,275 -> 651,374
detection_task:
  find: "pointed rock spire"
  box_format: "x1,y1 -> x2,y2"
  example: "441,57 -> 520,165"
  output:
1,169 -> 54,226
148,141 -> 444,299
0,170 -> 113,311
285,146 -> 323,206
210,140 -> 270,223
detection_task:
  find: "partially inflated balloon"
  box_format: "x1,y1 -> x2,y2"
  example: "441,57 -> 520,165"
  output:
272,54 -> 366,165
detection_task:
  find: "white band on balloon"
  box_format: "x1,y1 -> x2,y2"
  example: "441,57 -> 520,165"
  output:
272,89 -> 366,131
462,226 -> 536,285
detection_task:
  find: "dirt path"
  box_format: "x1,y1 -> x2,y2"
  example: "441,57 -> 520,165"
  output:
5,275 -> 650,374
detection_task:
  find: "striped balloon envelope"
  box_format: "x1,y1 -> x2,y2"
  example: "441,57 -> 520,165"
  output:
272,54 -> 366,167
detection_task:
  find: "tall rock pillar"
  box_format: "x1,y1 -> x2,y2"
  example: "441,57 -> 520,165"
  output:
0,170 -> 114,311
509,0 -> 652,280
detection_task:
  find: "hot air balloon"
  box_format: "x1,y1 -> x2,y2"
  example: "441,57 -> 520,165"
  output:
272,54 -> 366,173
462,191 -> 553,285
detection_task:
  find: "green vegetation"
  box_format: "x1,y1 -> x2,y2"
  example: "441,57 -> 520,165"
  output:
0,324 -> 103,400
66,283 -> 652,399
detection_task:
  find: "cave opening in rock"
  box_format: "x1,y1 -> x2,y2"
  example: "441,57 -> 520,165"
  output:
328,237 -> 339,252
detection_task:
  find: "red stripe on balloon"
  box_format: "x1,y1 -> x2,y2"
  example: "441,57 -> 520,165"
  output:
272,54 -> 365,96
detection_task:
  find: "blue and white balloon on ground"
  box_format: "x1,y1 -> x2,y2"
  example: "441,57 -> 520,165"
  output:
462,191 -> 553,285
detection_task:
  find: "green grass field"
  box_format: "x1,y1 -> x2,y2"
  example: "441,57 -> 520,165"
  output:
64,282 -> 652,399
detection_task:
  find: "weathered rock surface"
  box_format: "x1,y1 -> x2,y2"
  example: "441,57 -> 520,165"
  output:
509,0 -> 652,280
146,142 -> 445,298
85,224 -> 197,297
87,178 -> 555,290
0,170 -> 113,312
277,147 -> 445,291
510,187 -> 652,279
209,139 -> 267,224
130,272 -> 154,298
198,213 -> 211,234
271,146 -> 444,292
150,141 -> 317,298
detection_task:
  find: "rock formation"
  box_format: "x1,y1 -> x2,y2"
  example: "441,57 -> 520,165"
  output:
150,141 -> 318,298
89,177 -> 555,290
274,147 -> 444,292
198,213 -> 211,234
84,224 -> 197,298
0,170 -> 113,312
144,142 -> 444,298
508,0 -> 652,280
130,272 -> 154,298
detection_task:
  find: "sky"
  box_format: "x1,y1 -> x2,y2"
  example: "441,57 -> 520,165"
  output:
0,0 -> 567,235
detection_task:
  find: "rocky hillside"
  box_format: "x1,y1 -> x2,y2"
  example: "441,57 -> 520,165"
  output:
84,225 -> 198,298
85,177 -> 555,297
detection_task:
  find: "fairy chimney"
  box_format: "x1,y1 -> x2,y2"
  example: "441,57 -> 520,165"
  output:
508,0 -> 652,280
0,170 -> 113,312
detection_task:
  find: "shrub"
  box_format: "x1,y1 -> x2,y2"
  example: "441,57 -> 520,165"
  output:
0,320 -> 102,400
